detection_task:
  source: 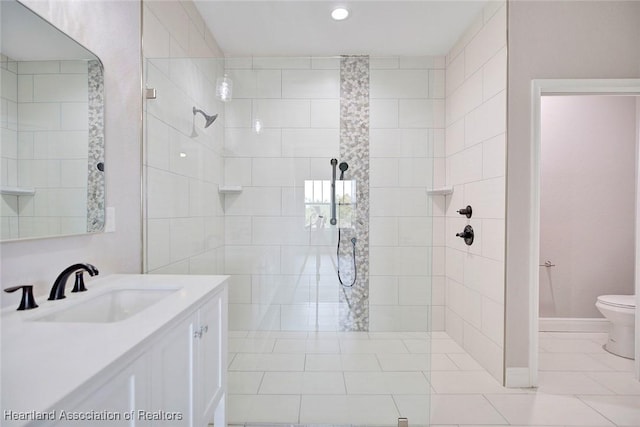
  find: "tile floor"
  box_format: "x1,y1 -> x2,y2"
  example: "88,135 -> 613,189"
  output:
227,331 -> 640,426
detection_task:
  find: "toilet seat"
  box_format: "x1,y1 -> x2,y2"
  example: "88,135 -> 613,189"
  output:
597,295 -> 636,309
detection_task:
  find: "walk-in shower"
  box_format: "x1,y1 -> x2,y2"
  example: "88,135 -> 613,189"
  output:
143,52 -> 436,426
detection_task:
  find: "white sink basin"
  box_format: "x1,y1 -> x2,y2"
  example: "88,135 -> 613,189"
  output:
34,289 -> 178,323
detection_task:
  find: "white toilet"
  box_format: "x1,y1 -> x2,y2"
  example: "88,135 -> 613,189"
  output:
595,294 -> 636,359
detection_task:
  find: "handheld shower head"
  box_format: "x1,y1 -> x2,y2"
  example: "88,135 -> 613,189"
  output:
192,106 -> 218,128
339,162 -> 349,180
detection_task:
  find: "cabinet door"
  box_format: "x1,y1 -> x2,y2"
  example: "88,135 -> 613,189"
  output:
52,356 -> 148,427
149,315 -> 195,427
195,291 -> 226,425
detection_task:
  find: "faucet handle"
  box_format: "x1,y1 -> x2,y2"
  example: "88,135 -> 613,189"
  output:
4,285 -> 39,310
71,271 -> 87,293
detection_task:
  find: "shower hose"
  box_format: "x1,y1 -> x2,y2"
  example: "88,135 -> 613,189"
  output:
337,227 -> 357,287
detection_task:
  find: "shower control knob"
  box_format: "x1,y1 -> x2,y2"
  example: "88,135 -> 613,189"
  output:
457,205 -> 473,218
456,225 -> 474,246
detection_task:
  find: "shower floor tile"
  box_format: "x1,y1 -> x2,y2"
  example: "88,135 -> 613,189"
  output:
227,331 -> 640,426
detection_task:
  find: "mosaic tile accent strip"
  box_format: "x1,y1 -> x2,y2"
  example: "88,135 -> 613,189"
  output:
86,60 -> 105,232
338,55 -> 369,331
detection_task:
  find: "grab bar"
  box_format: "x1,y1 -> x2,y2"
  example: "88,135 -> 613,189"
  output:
330,158 -> 337,225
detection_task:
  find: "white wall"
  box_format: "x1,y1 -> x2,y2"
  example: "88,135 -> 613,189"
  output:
369,56 -> 445,332
539,96 -> 636,318
444,1 -> 507,382
142,1 -> 225,276
506,0 -> 640,370
0,1 -> 141,309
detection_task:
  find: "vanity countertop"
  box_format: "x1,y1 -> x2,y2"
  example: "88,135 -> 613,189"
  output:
0,274 -> 228,424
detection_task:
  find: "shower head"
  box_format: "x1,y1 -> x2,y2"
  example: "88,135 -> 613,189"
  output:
339,162 -> 349,180
192,106 -> 218,128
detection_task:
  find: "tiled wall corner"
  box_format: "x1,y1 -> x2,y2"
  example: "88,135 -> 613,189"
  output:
444,1 -> 507,382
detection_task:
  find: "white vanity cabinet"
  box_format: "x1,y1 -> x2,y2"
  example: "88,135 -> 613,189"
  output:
150,287 -> 227,426
51,355 -> 150,427
8,276 -> 229,427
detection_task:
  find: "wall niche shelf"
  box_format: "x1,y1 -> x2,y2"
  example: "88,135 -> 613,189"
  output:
218,185 -> 243,194
426,186 -> 453,196
0,186 -> 35,196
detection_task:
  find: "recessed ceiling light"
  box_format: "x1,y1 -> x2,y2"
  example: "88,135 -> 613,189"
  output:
331,7 -> 349,21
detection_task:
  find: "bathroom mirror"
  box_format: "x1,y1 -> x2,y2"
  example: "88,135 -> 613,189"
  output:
0,0 -> 105,241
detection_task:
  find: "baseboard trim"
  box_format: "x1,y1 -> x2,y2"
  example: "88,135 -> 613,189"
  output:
539,317 -> 609,332
505,367 -> 532,388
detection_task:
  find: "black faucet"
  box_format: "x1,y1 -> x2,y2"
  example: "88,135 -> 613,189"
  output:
48,263 -> 99,301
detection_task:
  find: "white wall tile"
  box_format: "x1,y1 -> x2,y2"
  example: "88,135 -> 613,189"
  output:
253,99 -> 310,128
369,246 -> 430,276
282,129 -> 339,158
370,99 -> 399,129
224,128 -> 281,157
224,157 -> 252,186
17,75 -> 33,102
252,158 -> 310,187
370,129 -> 429,158
481,218 -> 505,261
398,217 -> 430,246
311,58 -> 340,69
225,187 -> 282,216
18,103 -> 59,131
399,100 -> 435,128
447,143 -> 483,187
369,158 -> 399,187
369,276 -> 399,305
370,57 -> 399,69
370,70 -> 428,99
281,186 -> 306,216
252,216 -> 308,245
33,75 -> 87,102
1,69 -> 17,102
465,90 -> 506,146
370,188 -> 427,217
398,158 -> 430,187
225,216 -> 252,245
282,70 -> 339,98
464,177 -> 505,219
369,216 -> 398,246
399,56 -> 441,69
429,70 -> 445,99
447,279 -> 482,328
482,297 -> 504,345
225,245 -> 281,274
445,119 -> 465,156
224,99 -> 252,128
445,53 -> 465,96
147,218 -> 171,270
464,4 -> 506,77
253,57 -> 311,69
60,103 -> 88,131
310,100 -> 339,128
463,252 -> 505,303
227,69 -> 282,99
483,47 -> 507,101
398,276 -> 430,305
482,133 -> 505,179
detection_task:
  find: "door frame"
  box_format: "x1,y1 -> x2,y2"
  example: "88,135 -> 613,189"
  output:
529,79 -> 640,386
